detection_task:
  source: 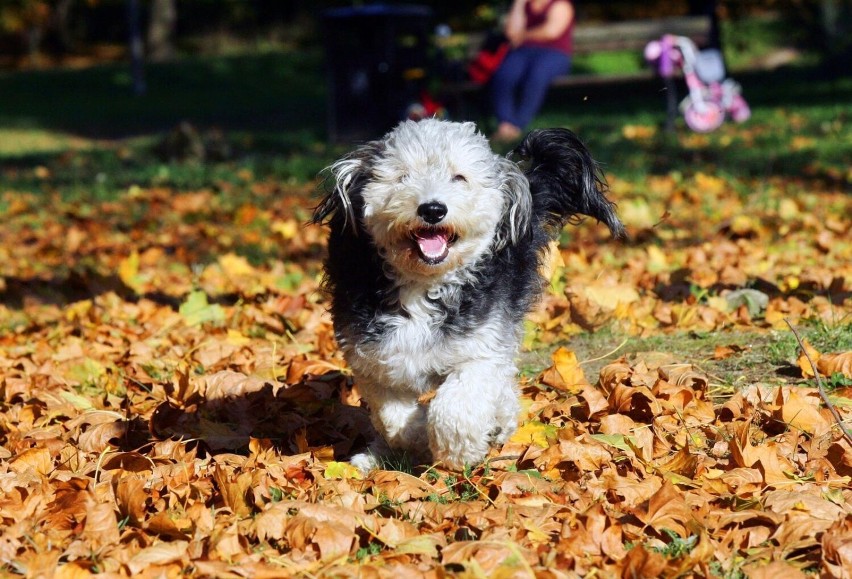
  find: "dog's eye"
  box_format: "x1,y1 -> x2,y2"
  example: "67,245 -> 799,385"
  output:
452,174 -> 467,183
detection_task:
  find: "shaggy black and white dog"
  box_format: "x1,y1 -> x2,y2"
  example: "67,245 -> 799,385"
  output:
313,119 -> 623,471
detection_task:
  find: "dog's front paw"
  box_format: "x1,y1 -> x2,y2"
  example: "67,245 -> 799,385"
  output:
427,372 -> 520,469
429,429 -> 491,470
349,451 -> 380,475
427,405 -> 498,470
487,421 -> 516,447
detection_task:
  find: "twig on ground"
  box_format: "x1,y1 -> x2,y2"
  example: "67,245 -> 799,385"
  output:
579,337 -> 630,366
785,319 -> 852,445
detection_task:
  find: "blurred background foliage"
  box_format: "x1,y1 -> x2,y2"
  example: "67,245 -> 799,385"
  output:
0,0 -> 849,67
0,0 -> 848,193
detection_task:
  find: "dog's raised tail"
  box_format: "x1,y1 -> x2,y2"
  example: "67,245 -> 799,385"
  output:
511,128 -> 625,240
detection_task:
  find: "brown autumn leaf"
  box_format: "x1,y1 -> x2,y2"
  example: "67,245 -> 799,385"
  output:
741,561 -> 808,579
620,543 -> 668,578
776,386 -> 830,435
212,464 -> 253,517
126,541 -> 190,575
54,562 -> 96,579
114,473 -> 148,525
822,516 -> 852,579
796,338 -> 822,378
203,370 -> 270,400
607,382 -> 662,423
713,344 -> 748,360
441,541 -> 535,575
9,447 -> 52,475
630,479 -> 692,537
817,351 -> 852,379
82,502 -> 121,548
312,521 -> 358,561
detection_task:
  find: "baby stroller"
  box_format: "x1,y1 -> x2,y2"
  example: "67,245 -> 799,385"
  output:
645,35 -> 750,133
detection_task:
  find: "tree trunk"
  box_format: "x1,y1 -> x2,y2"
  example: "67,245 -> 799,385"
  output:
147,0 -> 177,62
54,0 -> 75,53
127,0 -> 146,94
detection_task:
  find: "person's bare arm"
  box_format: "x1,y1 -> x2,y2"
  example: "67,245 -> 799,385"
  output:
504,0 -> 527,46
518,1 -> 573,44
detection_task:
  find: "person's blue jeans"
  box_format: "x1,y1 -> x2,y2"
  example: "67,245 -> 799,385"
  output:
491,46 -> 572,129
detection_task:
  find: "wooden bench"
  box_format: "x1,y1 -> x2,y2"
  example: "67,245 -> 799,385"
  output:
442,15 -> 713,116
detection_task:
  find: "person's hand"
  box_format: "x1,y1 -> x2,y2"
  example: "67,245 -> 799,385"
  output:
506,28 -> 524,47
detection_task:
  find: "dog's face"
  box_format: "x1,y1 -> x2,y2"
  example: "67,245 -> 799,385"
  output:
316,120 -> 530,281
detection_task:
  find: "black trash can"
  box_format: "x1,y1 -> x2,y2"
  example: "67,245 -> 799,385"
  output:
323,4 -> 433,143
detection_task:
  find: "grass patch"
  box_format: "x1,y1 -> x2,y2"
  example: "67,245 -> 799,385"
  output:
526,320 -> 852,395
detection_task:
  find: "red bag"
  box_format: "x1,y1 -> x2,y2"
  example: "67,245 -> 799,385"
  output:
467,39 -> 510,85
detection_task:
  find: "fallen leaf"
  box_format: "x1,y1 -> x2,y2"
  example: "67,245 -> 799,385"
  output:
817,351 -> 852,379
127,541 -> 189,574
797,338 -> 822,378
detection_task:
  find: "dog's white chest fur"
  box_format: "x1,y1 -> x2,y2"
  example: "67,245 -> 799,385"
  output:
345,284 -> 515,396
347,286 -> 450,394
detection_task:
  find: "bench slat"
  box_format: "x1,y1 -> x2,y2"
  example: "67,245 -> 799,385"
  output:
573,16 -> 711,53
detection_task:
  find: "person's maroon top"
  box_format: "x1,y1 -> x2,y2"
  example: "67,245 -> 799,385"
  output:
521,0 -> 574,55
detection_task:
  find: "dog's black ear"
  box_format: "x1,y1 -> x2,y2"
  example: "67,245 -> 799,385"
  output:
312,140 -> 384,233
510,128 -> 625,240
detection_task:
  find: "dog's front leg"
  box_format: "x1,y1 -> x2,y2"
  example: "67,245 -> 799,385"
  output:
427,361 -> 520,469
350,387 -> 429,472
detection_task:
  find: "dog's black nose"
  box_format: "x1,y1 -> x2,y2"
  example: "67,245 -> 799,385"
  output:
417,201 -> 447,224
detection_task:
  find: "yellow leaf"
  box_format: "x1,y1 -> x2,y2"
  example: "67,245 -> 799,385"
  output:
646,245 -> 669,273
395,535 -> 442,558
271,218 -> 299,240
521,519 -> 551,544
581,283 -> 640,310
796,339 -> 822,378
324,461 -> 364,480
730,214 -> 757,235
552,347 -> 585,386
65,299 -> 93,322
510,421 -> 557,448
226,329 -> 251,346
219,253 -> 255,277
118,251 -> 144,293
778,198 -> 799,220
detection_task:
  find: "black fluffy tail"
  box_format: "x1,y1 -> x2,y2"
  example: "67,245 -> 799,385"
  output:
511,128 -> 625,240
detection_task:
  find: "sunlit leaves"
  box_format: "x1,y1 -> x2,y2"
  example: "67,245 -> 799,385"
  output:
0,149 -> 850,577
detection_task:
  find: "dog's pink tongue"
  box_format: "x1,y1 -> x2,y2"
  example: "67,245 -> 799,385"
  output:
416,232 -> 448,259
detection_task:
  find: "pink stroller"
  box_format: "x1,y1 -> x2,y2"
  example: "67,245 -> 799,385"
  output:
645,35 -> 750,133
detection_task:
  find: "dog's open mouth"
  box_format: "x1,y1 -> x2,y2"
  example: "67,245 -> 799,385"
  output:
410,227 -> 458,265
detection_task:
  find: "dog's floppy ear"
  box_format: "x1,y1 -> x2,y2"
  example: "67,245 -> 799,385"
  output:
312,140 -> 384,233
495,155 -> 533,248
510,128 -> 625,239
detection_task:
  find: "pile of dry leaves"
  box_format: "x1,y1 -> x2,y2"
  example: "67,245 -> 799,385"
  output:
1,169 -> 850,577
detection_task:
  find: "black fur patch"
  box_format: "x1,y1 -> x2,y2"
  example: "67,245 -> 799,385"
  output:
512,128 -> 625,239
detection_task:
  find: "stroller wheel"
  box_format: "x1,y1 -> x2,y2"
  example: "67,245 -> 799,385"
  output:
684,101 -> 725,133
729,95 -> 751,123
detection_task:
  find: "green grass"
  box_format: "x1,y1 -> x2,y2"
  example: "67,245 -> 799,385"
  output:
522,319 -> 852,397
